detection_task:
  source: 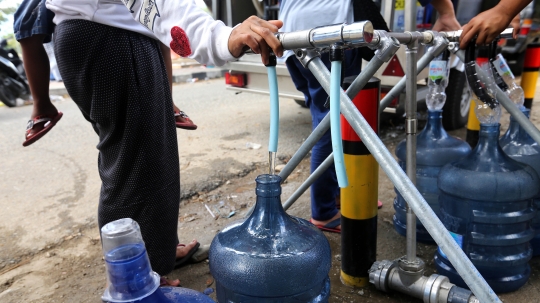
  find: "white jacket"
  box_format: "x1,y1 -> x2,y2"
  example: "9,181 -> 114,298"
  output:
46,0 -> 235,66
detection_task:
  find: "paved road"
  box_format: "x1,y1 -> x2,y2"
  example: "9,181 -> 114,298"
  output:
0,79 -> 312,266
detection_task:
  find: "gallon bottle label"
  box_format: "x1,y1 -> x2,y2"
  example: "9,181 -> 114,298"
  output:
438,231 -> 463,260
429,61 -> 447,81
493,55 -> 513,78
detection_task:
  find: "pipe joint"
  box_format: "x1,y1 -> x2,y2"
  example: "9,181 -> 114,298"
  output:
427,31 -> 449,53
369,260 -> 395,292
371,31 -> 400,62
370,259 -> 477,303
405,118 -> 417,134
398,256 -> 425,273
329,44 -> 344,62
296,49 -> 321,69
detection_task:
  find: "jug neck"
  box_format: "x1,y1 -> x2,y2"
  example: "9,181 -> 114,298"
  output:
467,123 -> 515,171
419,110 -> 448,140
244,174 -> 291,236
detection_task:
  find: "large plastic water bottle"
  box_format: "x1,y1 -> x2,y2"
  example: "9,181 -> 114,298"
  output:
435,123 -> 539,293
500,108 -> 540,256
209,174 -> 331,302
101,218 -> 214,303
393,51 -> 471,243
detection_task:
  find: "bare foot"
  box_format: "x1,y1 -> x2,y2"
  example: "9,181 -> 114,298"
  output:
160,276 -> 181,287
176,239 -> 198,258
311,212 -> 341,230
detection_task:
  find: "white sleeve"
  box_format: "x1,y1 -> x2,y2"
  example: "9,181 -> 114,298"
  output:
123,0 -> 235,66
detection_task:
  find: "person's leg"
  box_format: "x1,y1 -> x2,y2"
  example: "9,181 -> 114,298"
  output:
55,20 -> 182,277
14,0 -> 61,145
19,35 -> 57,120
287,55 -> 340,228
159,42 -> 197,130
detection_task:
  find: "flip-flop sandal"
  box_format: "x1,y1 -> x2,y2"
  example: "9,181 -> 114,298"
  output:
22,111 -> 63,147
174,110 -> 197,130
309,218 -> 341,234
174,242 -> 200,269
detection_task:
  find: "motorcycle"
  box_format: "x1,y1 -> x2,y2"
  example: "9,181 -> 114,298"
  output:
0,39 -> 29,107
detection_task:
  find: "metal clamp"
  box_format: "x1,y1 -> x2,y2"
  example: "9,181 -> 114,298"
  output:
370,31 -> 400,62
296,49 -> 321,69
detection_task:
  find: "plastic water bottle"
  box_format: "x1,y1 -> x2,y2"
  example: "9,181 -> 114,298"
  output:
500,108 -> 540,256
393,51 -> 471,243
435,123 -> 539,293
101,218 -> 214,303
209,174 -> 331,302
492,54 -> 525,108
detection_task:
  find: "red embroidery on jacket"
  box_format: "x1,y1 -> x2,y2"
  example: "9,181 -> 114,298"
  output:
170,26 -> 192,57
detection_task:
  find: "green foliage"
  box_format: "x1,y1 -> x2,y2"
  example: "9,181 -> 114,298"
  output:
0,1 -> 22,55
0,0 -> 20,24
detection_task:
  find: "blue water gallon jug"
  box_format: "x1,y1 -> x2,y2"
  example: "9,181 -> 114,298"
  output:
394,110 -> 471,243
209,174 -> 331,302
434,123 -> 539,293
101,218 -> 214,303
500,108 -> 540,256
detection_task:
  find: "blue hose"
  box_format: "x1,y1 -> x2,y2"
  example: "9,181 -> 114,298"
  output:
330,61 -> 348,187
267,66 -> 279,153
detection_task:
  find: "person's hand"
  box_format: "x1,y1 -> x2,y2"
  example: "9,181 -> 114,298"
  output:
509,13 -> 521,34
228,16 -> 283,65
432,13 -> 461,32
460,6 -> 514,49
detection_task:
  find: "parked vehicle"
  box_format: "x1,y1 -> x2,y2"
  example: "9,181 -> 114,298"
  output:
0,39 -> 29,107
221,0 -> 473,130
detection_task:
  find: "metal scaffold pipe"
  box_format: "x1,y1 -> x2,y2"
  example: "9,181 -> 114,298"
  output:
379,32 -> 448,111
305,56 -> 500,303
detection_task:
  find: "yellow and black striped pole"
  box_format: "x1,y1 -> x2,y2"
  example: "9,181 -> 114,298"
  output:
340,77 -> 380,287
465,49 -> 489,148
521,43 -> 540,109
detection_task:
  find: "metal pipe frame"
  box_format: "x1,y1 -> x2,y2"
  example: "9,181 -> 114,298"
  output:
379,31 -> 448,111
277,21 -> 374,50
451,46 -> 540,145
369,260 -> 479,303
243,32 -> 400,218
404,34 -> 420,265
305,55 -> 500,303
282,152 -> 334,211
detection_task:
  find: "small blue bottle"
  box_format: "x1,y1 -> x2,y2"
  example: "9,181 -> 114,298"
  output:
500,108 -> 540,256
209,174 -> 331,302
101,218 -> 214,303
435,123 -> 539,293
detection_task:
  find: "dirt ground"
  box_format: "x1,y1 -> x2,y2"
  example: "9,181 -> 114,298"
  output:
2,96 -> 540,302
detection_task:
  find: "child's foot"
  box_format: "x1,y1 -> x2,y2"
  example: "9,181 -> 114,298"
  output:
174,110 -> 197,130
23,106 -> 63,147
173,104 -> 197,130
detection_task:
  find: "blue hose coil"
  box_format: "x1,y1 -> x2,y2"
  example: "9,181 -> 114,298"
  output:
330,61 -> 348,187
267,66 -> 279,153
